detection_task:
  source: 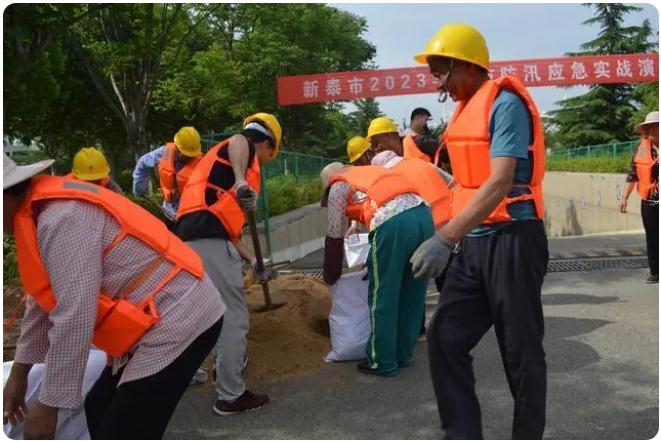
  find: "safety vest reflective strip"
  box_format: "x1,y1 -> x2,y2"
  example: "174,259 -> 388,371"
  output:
14,175 -> 204,314
633,138 -> 658,200
158,143 -> 200,204
445,75 -> 545,224
176,138 -> 261,239
328,158 -> 450,228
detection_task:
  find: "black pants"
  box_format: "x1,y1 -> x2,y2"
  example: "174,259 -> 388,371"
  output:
427,221 -> 548,439
641,200 -> 659,276
85,318 -> 222,439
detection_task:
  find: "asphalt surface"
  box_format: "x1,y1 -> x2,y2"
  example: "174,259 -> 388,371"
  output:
166,234 -> 658,439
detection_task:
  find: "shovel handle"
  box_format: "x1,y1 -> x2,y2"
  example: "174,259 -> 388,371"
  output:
246,211 -> 272,308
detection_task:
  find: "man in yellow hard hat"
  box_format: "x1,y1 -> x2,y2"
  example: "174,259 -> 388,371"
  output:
67,147 -> 123,193
366,116 -> 403,157
174,113 -> 280,416
132,126 -> 203,226
347,136 -> 372,165
411,23 -> 548,439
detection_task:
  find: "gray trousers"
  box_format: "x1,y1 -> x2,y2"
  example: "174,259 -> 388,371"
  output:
186,237 -> 247,401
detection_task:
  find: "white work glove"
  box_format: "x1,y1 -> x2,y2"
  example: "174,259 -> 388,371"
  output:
410,233 -> 455,279
235,180 -> 258,212
250,258 -> 276,283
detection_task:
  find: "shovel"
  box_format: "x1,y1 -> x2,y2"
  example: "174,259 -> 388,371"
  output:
246,211 -> 286,312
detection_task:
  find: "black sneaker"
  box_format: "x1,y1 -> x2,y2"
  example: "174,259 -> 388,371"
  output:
646,274 -> 658,284
356,360 -> 397,377
212,390 -> 269,416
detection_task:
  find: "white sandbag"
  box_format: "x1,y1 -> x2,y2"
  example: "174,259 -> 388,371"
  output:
3,349 -> 107,440
325,270 -> 371,362
344,233 -> 370,268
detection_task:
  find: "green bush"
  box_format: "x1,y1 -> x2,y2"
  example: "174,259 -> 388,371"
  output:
116,169 -> 134,193
546,155 -> 630,174
3,235 -> 18,282
263,174 -> 322,218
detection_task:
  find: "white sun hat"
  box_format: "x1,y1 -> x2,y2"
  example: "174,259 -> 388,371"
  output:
635,111 -> 659,134
3,153 -> 54,190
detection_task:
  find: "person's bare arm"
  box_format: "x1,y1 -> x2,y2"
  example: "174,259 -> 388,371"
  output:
228,134 -> 250,183
620,182 -> 636,213
439,156 -> 517,243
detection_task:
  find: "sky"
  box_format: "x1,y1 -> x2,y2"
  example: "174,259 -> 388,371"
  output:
333,2 -> 659,128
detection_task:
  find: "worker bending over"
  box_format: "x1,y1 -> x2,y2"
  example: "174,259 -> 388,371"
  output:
66,147 -> 123,193
133,126 -> 203,226
320,146 -> 450,377
174,113 -> 280,416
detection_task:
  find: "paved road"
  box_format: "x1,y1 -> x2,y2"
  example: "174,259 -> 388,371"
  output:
166,263 -> 658,439
284,233 -> 648,270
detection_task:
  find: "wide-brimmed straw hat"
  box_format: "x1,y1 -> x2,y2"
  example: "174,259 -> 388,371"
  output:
3,153 -> 54,190
635,111 -> 659,134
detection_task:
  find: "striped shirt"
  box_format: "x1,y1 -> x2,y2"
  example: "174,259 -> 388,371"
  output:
13,200 -> 225,409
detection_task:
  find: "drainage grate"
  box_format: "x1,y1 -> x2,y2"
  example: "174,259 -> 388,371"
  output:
547,257 -> 648,273
285,257 -> 649,278
279,269 -> 324,280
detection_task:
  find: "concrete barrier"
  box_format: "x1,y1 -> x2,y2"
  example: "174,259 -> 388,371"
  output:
543,171 -> 643,237
244,171 -> 646,263
241,203 -> 328,264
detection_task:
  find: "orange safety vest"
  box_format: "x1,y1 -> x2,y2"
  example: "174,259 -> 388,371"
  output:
633,138 -> 658,200
402,133 -> 443,167
176,138 -> 261,239
328,158 -> 451,228
445,75 -> 545,224
158,142 -> 201,204
14,175 -> 203,357
64,172 -> 111,189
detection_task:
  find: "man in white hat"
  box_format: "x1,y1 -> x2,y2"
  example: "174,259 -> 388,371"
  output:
3,154 -> 225,439
619,111 -> 659,283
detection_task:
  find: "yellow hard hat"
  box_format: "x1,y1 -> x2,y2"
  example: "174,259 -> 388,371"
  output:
243,112 -> 282,158
72,147 -> 110,181
414,23 -> 489,70
367,117 -> 399,140
347,136 -> 371,163
173,126 -> 202,157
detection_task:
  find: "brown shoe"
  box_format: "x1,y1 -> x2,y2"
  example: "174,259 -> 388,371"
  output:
212,390 -> 269,416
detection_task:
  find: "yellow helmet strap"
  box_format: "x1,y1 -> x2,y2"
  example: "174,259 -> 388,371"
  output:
438,59 -> 454,104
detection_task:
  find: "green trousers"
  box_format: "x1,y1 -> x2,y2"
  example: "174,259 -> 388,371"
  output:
366,203 -> 435,375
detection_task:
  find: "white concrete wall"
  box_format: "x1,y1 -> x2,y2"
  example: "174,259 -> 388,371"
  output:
245,172 -> 646,263
542,172 -> 643,237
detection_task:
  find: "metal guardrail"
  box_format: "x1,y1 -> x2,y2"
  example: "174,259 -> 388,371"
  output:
549,140 -> 638,159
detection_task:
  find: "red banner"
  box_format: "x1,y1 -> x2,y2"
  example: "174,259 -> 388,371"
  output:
277,53 -> 659,105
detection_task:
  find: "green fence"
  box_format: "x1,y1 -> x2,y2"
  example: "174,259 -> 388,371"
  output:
201,132 -> 339,259
550,140 -> 638,159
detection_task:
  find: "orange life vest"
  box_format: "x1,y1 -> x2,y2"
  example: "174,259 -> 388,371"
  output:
64,172 -> 111,189
445,75 -> 545,224
328,158 -> 450,228
158,142 -> 201,204
176,138 -> 261,239
403,133 -> 444,166
633,138 -> 658,200
14,175 -> 203,356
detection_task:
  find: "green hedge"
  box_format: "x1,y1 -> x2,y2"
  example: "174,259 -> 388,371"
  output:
546,155 -> 630,174
264,175 -> 322,218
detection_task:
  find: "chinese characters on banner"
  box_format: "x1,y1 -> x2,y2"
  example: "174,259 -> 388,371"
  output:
277,53 -> 658,105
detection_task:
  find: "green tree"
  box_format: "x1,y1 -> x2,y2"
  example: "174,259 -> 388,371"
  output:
547,4 -> 656,147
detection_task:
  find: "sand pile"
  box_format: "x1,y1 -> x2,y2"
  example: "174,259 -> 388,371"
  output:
243,273 -> 331,385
